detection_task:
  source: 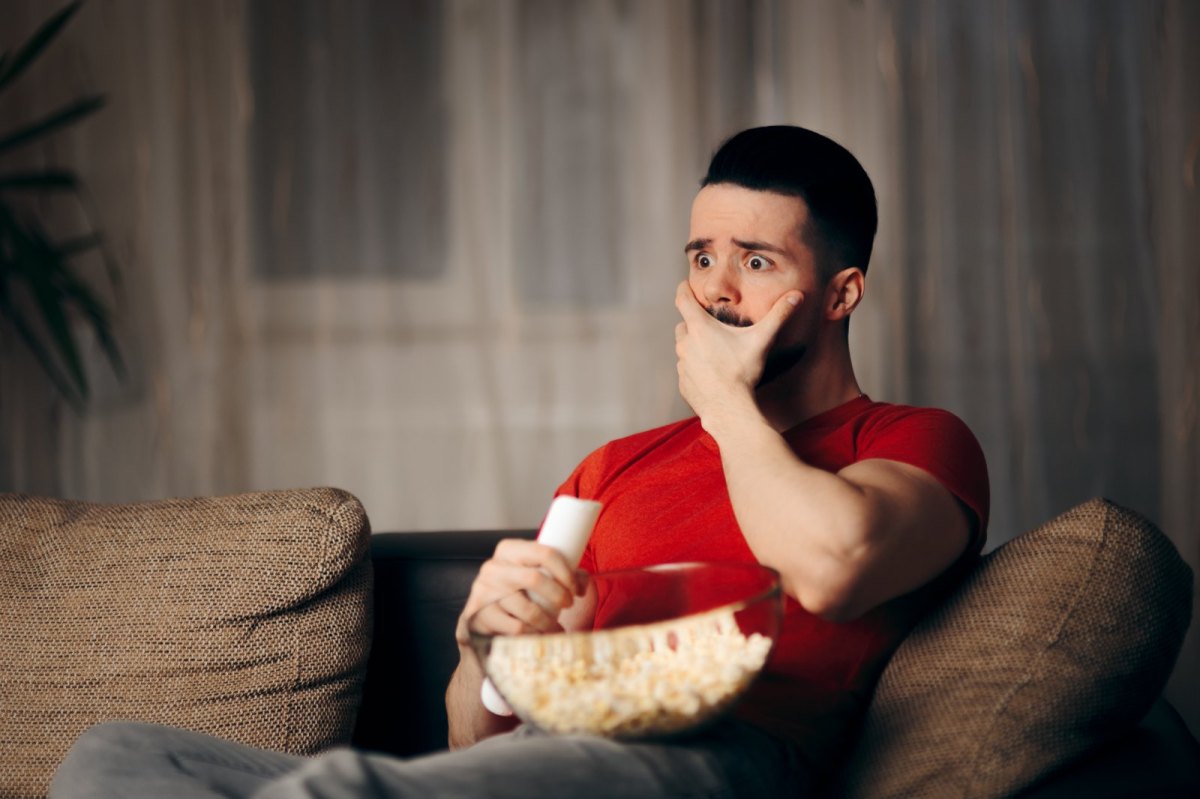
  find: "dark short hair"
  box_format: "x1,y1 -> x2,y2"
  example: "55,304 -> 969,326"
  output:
701,126 -> 878,279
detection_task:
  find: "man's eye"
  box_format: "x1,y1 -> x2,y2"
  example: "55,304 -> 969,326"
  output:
747,256 -> 769,271
696,254 -> 713,268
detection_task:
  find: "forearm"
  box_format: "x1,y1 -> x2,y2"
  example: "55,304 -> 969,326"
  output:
704,397 -> 974,622
445,538 -> 586,748
445,647 -> 518,749
704,404 -> 875,618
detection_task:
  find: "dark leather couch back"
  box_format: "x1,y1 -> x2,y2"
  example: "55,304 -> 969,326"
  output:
352,530 -> 534,756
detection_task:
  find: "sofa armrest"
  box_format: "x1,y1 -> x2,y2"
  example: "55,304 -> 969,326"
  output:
1,488 -> 373,799
352,529 -> 535,757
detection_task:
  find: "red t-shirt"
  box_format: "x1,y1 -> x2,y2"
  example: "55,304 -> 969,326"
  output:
555,395 -> 989,766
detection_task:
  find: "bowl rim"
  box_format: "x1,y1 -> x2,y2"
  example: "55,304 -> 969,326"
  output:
469,560 -> 783,644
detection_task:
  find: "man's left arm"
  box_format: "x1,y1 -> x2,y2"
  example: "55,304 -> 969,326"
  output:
674,281 -> 975,621
706,410 -> 973,622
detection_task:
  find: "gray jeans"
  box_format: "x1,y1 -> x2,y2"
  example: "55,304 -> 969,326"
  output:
50,719 -> 811,799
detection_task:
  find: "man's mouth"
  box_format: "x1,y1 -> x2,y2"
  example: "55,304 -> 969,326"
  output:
705,305 -> 753,328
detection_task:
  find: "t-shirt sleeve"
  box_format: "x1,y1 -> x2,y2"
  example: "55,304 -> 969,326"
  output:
553,445 -> 606,574
857,407 -> 991,552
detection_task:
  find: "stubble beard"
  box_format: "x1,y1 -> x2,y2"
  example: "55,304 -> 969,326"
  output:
705,304 -> 753,328
759,345 -> 808,386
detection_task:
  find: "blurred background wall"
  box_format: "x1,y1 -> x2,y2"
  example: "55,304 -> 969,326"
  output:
1,0 -> 1196,731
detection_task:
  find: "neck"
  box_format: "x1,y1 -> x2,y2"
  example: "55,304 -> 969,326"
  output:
754,337 -> 861,432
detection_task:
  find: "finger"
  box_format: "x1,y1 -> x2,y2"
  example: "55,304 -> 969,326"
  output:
674,321 -> 687,342
478,560 -> 573,610
492,539 -> 577,591
574,568 -> 590,596
529,548 -> 578,595
517,567 -> 575,610
460,544 -> 573,644
466,601 -> 521,637
674,280 -> 710,325
493,537 -> 554,564
497,591 -> 565,633
459,576 -> 568,643
468,597 -> 558,637
753,291 -> 802,339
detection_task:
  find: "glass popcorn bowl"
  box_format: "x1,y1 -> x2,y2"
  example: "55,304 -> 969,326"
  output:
470,561 -> 783,740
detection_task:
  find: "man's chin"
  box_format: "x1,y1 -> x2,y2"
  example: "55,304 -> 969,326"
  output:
757,346 -> 807,387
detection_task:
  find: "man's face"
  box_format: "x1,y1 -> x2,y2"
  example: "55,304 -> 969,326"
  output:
685,184 -> 824,375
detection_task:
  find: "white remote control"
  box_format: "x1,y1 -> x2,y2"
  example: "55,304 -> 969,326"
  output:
481,496 -> 602,716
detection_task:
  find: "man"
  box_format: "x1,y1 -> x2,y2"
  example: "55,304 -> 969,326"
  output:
52,126 -> 988,798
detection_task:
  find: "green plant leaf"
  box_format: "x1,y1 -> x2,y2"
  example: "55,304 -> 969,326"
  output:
0,0 -> 118,410
60,269 -> 125,378
0,169 -> 80,191
3,212 -> 90,398
0,95 -> 105,154
0,1 -> 84,95
1,210 -> 123,398
44,233 -> 125,378
0,287 -> 84,408
31,280 -> 87,398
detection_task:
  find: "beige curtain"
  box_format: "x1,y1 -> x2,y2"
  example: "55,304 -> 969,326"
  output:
2,0 -> 1196,732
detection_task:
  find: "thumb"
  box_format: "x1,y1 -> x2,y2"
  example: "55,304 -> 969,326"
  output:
755,291 -> 802,338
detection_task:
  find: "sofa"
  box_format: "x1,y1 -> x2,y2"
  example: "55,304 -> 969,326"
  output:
353,509 -> 1200,797
2,488 -> 1198,798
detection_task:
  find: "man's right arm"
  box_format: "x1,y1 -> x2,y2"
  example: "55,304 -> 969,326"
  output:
446,643 -> 519,748
444,539 -> 590,749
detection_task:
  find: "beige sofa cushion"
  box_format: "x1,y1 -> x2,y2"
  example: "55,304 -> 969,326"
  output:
0,487 -> 373,799
833,498 -> 1193,798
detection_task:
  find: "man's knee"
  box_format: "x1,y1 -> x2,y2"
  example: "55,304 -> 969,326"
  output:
61,720 -> 163,764
51,721 -> 161,797
255,748 -> 381,799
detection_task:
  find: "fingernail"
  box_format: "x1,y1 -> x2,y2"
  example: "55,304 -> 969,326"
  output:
787,294 -> 800,306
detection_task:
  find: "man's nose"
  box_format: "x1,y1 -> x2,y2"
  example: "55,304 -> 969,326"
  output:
702,261 -> 740,305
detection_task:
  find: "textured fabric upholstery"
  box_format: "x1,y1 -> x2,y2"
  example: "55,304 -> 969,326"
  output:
833,498 -> 1194,799
0,488 -> 373,799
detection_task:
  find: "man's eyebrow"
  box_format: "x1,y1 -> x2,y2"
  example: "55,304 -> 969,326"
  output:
732,238 -> 787,256
683,237 -> 788,256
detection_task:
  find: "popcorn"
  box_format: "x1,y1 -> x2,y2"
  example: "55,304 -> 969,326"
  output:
484,606 -> 773,738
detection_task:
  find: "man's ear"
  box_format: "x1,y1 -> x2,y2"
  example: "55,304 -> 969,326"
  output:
825,267 -> 865,322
